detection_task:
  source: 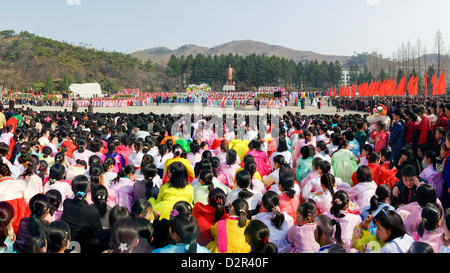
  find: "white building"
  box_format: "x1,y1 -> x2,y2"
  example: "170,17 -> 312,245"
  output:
68,83 -> 102,99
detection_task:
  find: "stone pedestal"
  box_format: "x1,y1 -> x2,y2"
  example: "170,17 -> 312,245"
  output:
222,85 -> 235,91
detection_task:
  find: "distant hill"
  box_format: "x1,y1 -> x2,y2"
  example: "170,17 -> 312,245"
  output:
0,30 -> 172,93
132,40 -> 352,67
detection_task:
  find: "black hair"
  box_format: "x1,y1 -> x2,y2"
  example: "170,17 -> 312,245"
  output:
368,184 -> 390,214
278,173 -> 296,198
141,163 -> 158,200
373,208 -> 407,242
167,161 -> 188,189
356,165 -> 373,183
208,188 -> 226,222
71,175 -> 90,200
108,205 -> 132,228
102,156 -> 116,172
231,198 -> 249,228
46,220 -> 71,253
168,209 -> 199,253
417,202 -> 442,238
244,220 -> 277,253
330,190 -> 349,219
45,189 -> 62,217
131,198 -> 153,220
111,218 -> 139,253
261,191 -> 285,230
416,183 -> 437,207
113,165 -> 136,184
320,173 -> 335,196
236,170 -> 253,199
297,199 -> 317,220
409,241 -> 434,253
49,163 -> 66,183
313,214 -> 343,247
91,184 -> 109,217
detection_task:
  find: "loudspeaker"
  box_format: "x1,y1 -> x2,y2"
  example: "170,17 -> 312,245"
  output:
274,91 -> 282,97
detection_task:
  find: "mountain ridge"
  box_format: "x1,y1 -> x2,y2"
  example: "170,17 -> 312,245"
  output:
131,39 -> 352,67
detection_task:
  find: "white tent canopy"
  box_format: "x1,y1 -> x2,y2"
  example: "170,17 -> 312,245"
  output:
68,83 -> 102,99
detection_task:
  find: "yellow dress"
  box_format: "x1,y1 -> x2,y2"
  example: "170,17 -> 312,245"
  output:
228,139 -> 250,162
163,157 -> 195,179
206,217 -> 251,253
149,182 -> 193,221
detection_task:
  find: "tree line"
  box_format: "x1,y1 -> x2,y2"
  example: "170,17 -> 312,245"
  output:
165,53 -> 343,91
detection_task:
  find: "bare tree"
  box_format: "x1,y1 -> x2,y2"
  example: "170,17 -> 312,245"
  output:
433,29 -> 446,77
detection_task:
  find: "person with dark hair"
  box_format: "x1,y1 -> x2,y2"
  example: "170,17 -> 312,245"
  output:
244,220 -> 278,253
419,150 -> 443,199
389,109 -> 406,164
153,205 -> 209,253
323,190 -> 361,252
104,218 -> 140,253
110,164 -> 136,213
347,165 -> 378,210
269,136 -> 292,169
134,163 -> 160,201
295,145 -> 314,183
277,173 -> 300,224
359,184 -> 395,234
72,137 -> 94,167
207,198 -> 251,253
193,188 -> 228,246
440,208 -> 450,253
61,175 -> 103,253
46,220 -> 72,253
363,208 -> 413,253
13,194 -> 50,253
253,191 -> 293,251
150,161 -> 193,221
284,200 -> 320,253
391,164 -> 425,208
0,202 -> 15,253
225,169 -> 262,218
163,144 -> 195,183
411,202 -> 443,253
331,139 -> 358,186
313,214 -> 344,253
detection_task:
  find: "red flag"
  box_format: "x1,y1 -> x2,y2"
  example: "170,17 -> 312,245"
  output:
437,70 -> 446,95
431,73 -> 437,96
389,78 -> 397,96
397,76 -> 406,96
329,87 -> 333,96
407,75 -> 414,96
345,85 -> 350,97
424,73 -> 427,97
414,75 -> 419,96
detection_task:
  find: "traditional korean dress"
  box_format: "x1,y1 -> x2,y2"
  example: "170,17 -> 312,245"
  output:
206,216 -> 251,253
331,148 -> 358,186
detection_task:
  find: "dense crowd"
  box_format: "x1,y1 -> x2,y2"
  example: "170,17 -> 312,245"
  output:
0,95 -> 449,254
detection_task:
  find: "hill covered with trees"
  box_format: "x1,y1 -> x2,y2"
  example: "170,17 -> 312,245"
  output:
0,30 -> 173,94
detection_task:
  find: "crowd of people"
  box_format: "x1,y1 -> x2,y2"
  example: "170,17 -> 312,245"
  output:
0,93 -> 449,254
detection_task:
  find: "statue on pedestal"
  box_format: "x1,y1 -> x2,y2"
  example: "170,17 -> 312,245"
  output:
225,64 -> 234,85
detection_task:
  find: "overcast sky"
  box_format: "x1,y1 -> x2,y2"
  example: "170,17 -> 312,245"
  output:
1,0 -> 449,57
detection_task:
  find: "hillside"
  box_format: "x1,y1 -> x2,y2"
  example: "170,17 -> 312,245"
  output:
132,39 -> 351,67
0,30 -> 172,93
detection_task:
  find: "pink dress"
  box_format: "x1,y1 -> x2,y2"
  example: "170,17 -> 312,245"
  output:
419,165 -> 443,199
396,199 -> 444,235
286,223 -> 321,253
412,228 -> 443,253
346,181 -> 377,212
219,162 -> 241,189
110,177 -> 135,213
324,210 -> 361,253
245,150 -> 271,178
